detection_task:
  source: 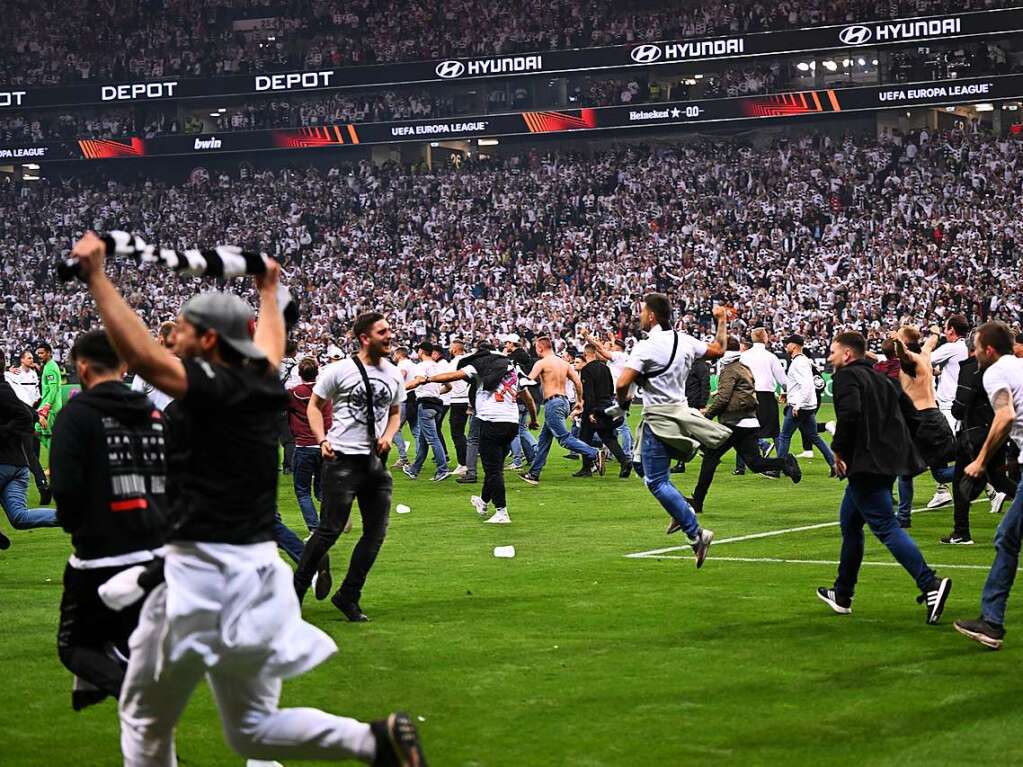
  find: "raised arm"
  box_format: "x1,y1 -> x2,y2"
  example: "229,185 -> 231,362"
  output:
252,260 -> 285,369
73,232 -> 188,400
702,306 -> 729,360
965,388 -> 1015,478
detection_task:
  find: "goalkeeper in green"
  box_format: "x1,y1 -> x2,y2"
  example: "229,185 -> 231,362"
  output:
35,342 -> 64,448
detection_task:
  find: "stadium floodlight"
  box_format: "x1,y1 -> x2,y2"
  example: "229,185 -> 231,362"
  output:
479,138 -> 499,146
974,103 -> 994,112
209,112 -> 220,117
823,60 -> 837,71
872,59 -> 879,65
796,62 -> 809,72
23,163 -> 39,170
842,59 -> 851,67
945,106 -> 957,111
218,108 -> 227,113
857,58 -> 866,66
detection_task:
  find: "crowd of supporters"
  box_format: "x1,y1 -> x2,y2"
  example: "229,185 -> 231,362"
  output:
3,0 -> 1019,87
2,126 -> 1021,364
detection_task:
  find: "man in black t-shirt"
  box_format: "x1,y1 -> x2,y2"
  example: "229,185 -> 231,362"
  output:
71,231 -> 426,767
576,345 -> 631,478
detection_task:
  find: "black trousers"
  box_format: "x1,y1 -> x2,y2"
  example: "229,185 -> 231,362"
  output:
479,420 -> 518,510
952,445 -> 1017,537
579,413 -> 630,469
449,403 -> 470,467
437,405 -> 450,457
58,563 -> 143,703
278,412 -> 295,471
406,392 -> 419,433
24,432 -> 48,491
293,454 -> 392,604
694,425 -> 786,505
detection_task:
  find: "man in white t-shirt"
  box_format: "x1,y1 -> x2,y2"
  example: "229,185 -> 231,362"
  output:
403,342 -> 452,482
954,321 -> 1023,650
412,344 -> 536,524
6,348 -> 50,503
446,339 -> 471,475
614,294 -> 728,568
295,312 -> 405,623
925,315 -> 970,508
391,346 -> 416,467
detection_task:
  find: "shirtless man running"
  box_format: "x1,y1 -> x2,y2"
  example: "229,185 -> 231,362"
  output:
519,336 -> 599,485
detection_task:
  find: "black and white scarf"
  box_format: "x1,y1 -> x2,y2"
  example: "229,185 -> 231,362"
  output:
58,230 -> 299,327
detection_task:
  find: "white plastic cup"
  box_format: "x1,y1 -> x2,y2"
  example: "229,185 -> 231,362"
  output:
493,545 -> 516,558
396,503 -> 411,514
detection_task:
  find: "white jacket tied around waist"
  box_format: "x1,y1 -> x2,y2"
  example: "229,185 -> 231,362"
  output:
152,541 -> 336,680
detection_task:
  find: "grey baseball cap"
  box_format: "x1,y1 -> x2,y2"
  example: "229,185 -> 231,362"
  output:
181,292 -> 266,360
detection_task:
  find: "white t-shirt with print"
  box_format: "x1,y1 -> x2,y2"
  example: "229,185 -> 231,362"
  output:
462,362 -> 521,424
625,327 -> 708,407
982,354 -> 1023,460
315,358 -> 405,454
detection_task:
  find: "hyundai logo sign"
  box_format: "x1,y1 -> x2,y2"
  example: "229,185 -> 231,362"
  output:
630,44 -> 664,64
435,60 -> 466,78
839,25 -> 873,45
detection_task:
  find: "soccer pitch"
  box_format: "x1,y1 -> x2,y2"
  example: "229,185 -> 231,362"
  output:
3,406 -> 1021,766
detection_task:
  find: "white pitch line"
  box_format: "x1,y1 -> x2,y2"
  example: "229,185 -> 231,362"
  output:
625,500 -> 986,559
628,554 -> 1006,571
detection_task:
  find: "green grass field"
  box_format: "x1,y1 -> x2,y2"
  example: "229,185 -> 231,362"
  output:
2,405 -> 1021,766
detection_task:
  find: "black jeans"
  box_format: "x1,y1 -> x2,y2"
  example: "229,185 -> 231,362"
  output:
278,412 -> 295,472
479,420 -> 518,509
952,445 -> 1017,537
437,405 -> 450,457
24,432 -> 48,492
694,425 -> 786,505
579,412 -> 630,470
293,454 -> 392,604
58,563 -> 143,702
450,403 -> 470,467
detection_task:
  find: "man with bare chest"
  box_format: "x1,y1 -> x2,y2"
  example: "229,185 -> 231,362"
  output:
519,337 -> 598,485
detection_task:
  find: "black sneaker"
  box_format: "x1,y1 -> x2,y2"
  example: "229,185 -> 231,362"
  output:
38,486 -> 52,505
761,470 -> 781,480
563,453 -> 579,460
331,594 -> 369,622
371,711 -> 428,767
572,468 -> 594,478
670,462 -> 686,474
688,496 -> 703,515
782,454 -> 802,484
940,533 -> 974,545
917,577 -> 952,625
954,617 -> 1006,650
690,528 -> 714,569
816,587 -> 852,615
0,530 -> 10,551
899,517 -> 912,529
518,472 -> 539,486
619,464 -> 632,479
731,469 -> 745,476
455,474 -> 478,484
314,553 -> 332,601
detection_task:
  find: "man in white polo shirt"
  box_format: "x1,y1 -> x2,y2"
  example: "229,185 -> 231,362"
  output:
6,348 -> 50,503
614,293 -> 728,569
737,327 -> 787,474
926,314 -> 970,508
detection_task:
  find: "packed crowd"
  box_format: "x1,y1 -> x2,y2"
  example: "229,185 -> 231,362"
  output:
2,127 -> 1021,364
4,0 -> 1021,87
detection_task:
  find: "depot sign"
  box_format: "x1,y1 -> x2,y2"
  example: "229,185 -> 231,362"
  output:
101,81 -> 179,101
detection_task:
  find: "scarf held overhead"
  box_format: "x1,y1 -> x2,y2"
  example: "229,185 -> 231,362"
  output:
57,231 -> 299,328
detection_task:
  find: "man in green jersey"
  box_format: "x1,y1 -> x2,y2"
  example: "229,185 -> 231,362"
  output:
35,342 -> 64,449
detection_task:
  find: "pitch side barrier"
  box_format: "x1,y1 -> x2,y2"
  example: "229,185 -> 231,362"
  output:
2,8 -> 1022,111
5,72 -> 1022,162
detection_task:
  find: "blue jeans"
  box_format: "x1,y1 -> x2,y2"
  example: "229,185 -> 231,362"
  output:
411,404 -> 449,476
273,512 -> 305,564
393,402 -> 409,460
528,397 -> 597,478
896,465 -> 956,520
618,420 -> 633,457
292,446 -> 323,531
640,427 -> 700,539
510,404 -> 537,465
0,464 -> 57,529
835,474 -> 936,598
777,407 -> 834,467
981,475 -> 1023,626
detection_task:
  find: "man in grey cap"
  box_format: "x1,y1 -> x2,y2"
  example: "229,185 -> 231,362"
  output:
69,231 -> 427,767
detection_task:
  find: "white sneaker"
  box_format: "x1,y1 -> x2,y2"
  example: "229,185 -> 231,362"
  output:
990,491 -> 1008,514
452,465 -> 468,476
796,450 -> 814,459
824,420 -> 837,436
484,509 -> 511,524
927,487 -> 953,509
247,761 -> 284,767
470,495 -> 488,517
